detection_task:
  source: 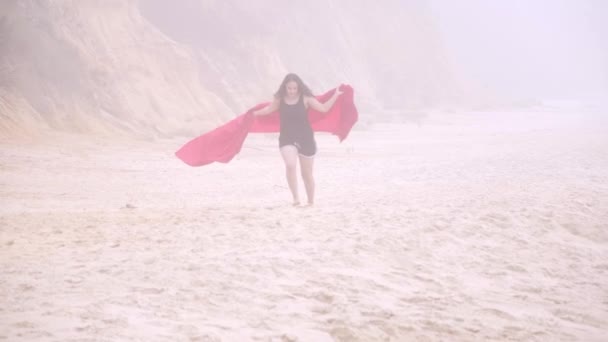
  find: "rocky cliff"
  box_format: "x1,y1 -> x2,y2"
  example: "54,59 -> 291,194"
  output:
0,0 -> 461,138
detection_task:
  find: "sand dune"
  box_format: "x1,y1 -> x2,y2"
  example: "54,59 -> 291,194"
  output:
1,108 -> 607,341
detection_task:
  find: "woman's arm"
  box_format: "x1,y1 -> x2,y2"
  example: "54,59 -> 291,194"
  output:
305,87 -> 343,113
252,97 -> 279,116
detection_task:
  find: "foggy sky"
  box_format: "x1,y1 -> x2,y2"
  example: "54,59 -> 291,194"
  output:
428,0 -> 608,101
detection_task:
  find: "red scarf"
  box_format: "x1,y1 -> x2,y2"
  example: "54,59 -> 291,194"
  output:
175,85 -> 358,166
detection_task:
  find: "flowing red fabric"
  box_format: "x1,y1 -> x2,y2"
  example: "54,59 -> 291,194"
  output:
175,84 -> 358,167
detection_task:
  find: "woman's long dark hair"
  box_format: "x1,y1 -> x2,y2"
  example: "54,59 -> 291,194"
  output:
274,73 -> 313,99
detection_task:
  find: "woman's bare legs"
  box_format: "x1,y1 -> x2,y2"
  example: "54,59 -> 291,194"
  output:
299,155 -> 315,206
280,145 -> 300,205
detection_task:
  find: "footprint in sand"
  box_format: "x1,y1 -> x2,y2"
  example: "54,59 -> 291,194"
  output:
478,308 -> 516,321
479,212 -> 511,229
131,286 -> 165,295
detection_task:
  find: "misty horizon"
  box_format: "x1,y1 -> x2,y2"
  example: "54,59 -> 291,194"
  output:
1,1 -> 607,137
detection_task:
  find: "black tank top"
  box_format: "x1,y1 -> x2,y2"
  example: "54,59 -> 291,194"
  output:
279,95 -> 313,141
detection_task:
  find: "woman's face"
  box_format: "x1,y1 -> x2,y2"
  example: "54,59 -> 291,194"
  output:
286,81 -> 299,98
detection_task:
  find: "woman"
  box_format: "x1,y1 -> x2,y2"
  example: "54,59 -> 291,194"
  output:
253,73 -> 343,206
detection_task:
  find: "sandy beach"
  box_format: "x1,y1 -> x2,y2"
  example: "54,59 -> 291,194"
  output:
1,108 -> 607,341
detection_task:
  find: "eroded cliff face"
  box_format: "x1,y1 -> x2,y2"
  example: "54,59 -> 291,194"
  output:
0,0 -> 462,138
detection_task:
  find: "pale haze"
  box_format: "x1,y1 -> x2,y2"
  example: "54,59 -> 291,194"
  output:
429,0 -> 608,102
1,1 -> 607,341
